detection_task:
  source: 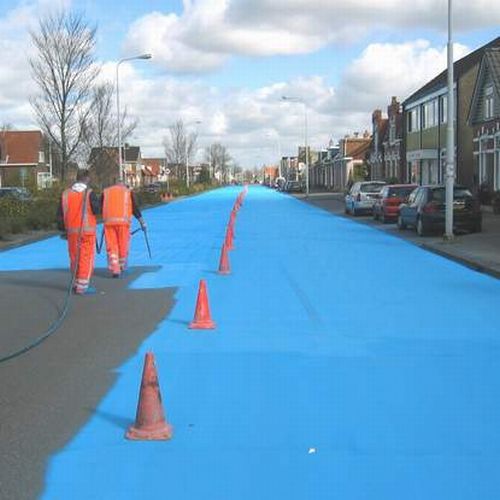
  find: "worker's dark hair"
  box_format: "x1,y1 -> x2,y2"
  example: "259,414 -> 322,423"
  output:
76,169 -> 90,182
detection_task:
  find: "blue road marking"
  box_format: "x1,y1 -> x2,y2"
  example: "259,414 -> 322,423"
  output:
3,186 -> 500,499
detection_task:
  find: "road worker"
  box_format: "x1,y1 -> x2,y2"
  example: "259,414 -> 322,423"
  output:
57,169 -> 101,295
101,179 -> 146,278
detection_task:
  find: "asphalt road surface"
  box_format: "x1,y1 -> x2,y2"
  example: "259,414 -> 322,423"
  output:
0,266 -> 174,500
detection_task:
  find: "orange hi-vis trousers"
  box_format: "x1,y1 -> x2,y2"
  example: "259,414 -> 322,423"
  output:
104,224 -> 131,274
67,232 -> 96,293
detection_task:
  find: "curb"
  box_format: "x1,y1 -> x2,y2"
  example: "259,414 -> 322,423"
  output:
419,242 -> 500,280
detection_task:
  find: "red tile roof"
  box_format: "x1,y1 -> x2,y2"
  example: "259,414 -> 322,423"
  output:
142,158 -> 163,176
0,130 -> 43,165
345,138 -> 371,159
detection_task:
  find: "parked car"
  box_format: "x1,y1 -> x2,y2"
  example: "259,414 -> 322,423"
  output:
397,185 -> 482,236
284,180 -> 305,193
0,187 -> 32,201
372,184 -> 417,223
345,181 -> 386,216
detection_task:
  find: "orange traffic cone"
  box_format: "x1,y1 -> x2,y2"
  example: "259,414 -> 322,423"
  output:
189,279 -> 216,329
225,223 -> 234,251
126,352 -> 173,441
218,242 -> 231,274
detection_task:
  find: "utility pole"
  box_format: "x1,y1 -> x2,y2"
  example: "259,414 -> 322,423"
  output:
116,53 -> 152,182
444,0 -> 455,240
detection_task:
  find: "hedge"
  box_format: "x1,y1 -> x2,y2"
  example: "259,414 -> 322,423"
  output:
0,181 -> 215,240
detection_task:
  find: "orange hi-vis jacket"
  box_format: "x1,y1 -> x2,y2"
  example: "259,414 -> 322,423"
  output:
62,188 -> 97,235
102,185 -> 133,226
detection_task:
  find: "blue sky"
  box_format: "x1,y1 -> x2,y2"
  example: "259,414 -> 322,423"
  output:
0,0 -> 498,167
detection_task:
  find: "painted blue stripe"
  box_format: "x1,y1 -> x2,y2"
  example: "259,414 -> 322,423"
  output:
5,186 -> 500,499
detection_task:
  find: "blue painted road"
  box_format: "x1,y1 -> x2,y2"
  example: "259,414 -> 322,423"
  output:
2,186 -> 500,499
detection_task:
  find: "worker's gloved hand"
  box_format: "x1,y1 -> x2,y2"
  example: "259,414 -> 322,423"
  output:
139,218 -> 147,230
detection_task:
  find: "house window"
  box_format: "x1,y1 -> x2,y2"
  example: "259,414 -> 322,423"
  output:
439,91 -> 457,123
38,151 -> 45,163
440,95 -> 447,124
407,107 -> 420,132
423,99 -> 438,129
485,85 -> 494,120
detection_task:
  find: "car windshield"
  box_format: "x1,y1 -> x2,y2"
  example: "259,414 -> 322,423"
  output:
430,187 -> 473,202
387,186 -> 416,198
360,183 -> 384,193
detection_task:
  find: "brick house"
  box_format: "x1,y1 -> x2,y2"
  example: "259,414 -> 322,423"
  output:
468,48 -> 500,199
89,145 -> 143,188
331,132 -> 371,190
0,130 -> 51,188
310,141 -> 340,189
403,36 -> 500,188
382,97 -> 404,181
280,156 -> 299,181
142,158 -> 167,185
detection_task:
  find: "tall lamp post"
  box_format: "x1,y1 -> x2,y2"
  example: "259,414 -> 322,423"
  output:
281,96 -> 309,197
116,53 -> 152,182
444,0 -> 455,240
185,120 -> 202,189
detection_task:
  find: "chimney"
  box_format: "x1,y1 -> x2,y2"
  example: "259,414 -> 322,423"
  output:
372,109 -> 382,123
388,96 -> 400,116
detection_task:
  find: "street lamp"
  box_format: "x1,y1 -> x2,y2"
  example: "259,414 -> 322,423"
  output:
185,120 -> 202,189
116,53 -> 152,182
281,95 -> 309,197
444,0 -> 455,240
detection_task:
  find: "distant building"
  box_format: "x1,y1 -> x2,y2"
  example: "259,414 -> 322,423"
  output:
368,109 -> 388,181
0,130 -> 51,188
468,48 -> 500,197
403,36 -> 500,188
310,141 -> 340,189
263,165 -> 279,184
89,145 -> 143,188
281,156 -> 299,181
331,132 -> 371,190
142,158 -> 168,185
382,97 -> 404,182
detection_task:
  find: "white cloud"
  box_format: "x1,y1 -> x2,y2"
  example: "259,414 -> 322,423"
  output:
117,39 -> 473,168
124,0 -> 500,73
0,2 -> 488,169
0,0 -> 73,125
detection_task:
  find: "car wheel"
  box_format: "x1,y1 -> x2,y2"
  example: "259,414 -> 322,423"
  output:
416,217 -> 427,237
397,215 -> 407,230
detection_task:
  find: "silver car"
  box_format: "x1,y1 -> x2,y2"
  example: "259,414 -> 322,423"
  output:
345,181 -> 386,216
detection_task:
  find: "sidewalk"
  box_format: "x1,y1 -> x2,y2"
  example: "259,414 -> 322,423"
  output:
298,191 -> 500,279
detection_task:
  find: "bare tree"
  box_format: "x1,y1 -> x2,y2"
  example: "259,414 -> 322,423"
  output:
83,82 -> 137,150
81,82 -> 138,187
205,142 -> 231,183
30,10 -> 100,181
163,120 -> 198,180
